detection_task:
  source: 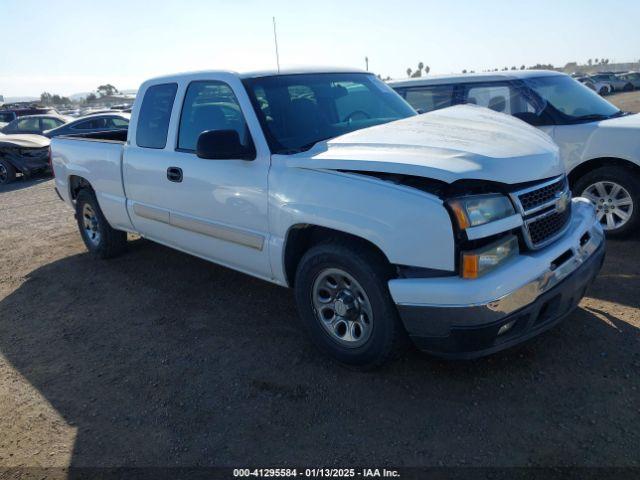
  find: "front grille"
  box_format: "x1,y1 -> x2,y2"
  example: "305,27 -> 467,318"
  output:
511,175 -> 572,249
527,206 -> 572,246
518,177 -> 566,211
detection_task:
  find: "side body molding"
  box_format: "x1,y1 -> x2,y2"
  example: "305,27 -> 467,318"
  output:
132,202 -> 264,251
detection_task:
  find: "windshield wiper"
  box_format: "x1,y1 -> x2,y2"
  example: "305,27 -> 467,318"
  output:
575,110 -> 626,121
574,114 -> 610,121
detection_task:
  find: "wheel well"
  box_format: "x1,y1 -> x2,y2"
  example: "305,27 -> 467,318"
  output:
283,225 -> 391,287
68,175 -> 93,201
568,158 -> 640,188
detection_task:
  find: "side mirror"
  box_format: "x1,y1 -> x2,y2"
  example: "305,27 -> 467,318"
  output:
196,129 -> 256,160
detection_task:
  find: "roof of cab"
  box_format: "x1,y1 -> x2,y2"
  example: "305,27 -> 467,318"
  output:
388,70 -> 566,88
143,67 -> 369,85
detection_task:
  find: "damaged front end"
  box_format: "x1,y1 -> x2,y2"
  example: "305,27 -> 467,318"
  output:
0,135 -> 51,174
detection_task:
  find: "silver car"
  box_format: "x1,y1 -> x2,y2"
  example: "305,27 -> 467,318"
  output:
617,72 -> 640,90
589,73 -> 634,92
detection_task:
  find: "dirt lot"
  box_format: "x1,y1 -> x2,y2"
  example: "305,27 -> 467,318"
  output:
607,89 -> 640,112
1,177 -> 639,468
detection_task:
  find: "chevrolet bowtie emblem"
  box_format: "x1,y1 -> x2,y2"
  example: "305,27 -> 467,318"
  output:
555,191 -> 570,213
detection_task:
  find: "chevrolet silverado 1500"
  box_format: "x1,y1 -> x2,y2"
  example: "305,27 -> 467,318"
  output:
51,69 -> 605,367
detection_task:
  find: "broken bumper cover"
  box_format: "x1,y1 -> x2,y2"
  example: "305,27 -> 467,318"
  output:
389,199 -> 605,358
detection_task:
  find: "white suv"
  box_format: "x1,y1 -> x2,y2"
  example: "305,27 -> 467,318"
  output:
391,71 -> 640,237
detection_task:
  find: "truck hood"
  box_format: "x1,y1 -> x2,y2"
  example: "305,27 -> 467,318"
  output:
0,133 -> 50,148
280,105 -> 562,184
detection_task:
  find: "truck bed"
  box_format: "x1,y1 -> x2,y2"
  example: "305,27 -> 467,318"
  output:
51,130 -> 134,232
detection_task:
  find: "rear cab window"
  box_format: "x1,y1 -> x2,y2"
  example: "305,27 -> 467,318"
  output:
136,83 -> 178,149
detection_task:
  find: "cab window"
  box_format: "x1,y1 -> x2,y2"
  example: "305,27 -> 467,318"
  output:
177,80 -> 251,152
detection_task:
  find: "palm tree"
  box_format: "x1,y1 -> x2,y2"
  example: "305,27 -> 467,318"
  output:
406,67 -> 412,77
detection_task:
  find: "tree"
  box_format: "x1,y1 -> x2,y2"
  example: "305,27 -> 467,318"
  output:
86,93 -> 97,103
425,65 -> 430,74
406,67 -> 412,77
40,92 -> 53,105
520,65 -> 526,70
97,84 -> 118,97
594,58 -> 599,64
588,58 -> 593,66
462,69 -> 467,74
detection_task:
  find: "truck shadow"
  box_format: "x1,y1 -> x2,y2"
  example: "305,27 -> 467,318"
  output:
0,174 -> 51,193
0,239 -> 638,467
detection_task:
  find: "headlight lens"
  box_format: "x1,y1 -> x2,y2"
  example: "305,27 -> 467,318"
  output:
447,194 -> 515,229
461,235 -> 519,279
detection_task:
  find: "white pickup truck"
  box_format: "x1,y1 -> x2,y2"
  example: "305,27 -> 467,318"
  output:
51,68 -> 605,368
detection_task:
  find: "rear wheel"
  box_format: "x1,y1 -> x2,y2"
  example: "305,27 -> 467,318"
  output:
75,189 -> 127,258
294,241 -> 407,369
0,159 -> 16,185
623,83 -> 634,92
575,166 -> 640,237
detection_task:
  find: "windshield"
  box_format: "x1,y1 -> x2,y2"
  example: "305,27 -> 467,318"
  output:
243,73 -> 416,154
522,75 -> 620,120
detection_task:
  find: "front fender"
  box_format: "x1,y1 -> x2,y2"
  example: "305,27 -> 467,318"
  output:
268,166 -> 455,283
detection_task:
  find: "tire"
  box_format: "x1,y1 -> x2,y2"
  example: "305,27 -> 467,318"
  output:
294,240 -> 408,369
75,189 -> 127,258
623,83 -> 634,92
574,166 -> 640,238
0,159 -> 16,185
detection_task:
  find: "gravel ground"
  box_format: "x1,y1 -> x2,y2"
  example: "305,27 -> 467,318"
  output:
0,177 -> 639,469
608,89 -> 640,113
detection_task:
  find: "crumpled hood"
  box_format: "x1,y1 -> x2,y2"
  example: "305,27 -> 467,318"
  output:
280,105 -> 563,184
0,133 -> 50,148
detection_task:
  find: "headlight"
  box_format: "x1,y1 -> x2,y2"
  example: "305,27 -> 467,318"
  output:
447,194 -> 515,229
461,235 -> 518,279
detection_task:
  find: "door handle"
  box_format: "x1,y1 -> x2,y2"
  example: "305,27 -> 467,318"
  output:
167,167 -> 183,183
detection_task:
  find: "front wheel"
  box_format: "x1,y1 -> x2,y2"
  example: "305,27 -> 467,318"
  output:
575,166 -> 640,237
294,241 -> 407,368
75,189 -> 127,258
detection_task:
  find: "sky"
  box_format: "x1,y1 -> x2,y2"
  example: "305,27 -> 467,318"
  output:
1,0 -> 639,97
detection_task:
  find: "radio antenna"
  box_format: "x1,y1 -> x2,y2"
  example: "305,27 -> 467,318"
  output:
272,17 -> 281,73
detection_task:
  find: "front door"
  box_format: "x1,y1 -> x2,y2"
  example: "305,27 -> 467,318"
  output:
123,75 -> 272,280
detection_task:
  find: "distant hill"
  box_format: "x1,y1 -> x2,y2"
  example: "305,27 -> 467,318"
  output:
4,96 -> 39,103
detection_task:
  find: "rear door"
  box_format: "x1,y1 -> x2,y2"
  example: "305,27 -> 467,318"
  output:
122,74 -> 273,280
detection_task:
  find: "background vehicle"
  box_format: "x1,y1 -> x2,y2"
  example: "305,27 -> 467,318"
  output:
0,105 -> 57,119
391,71 -> 640,236
44,112 -> 130,138
589,73 -> 633,92
51,69 -> 603,367
0,114 -> 71,135
617,72 -> 640,89
0,133 -> 50,184
577,76 -> 611,95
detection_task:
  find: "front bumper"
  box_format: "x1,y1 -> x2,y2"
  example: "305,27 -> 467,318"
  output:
390,198 -> 605,358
